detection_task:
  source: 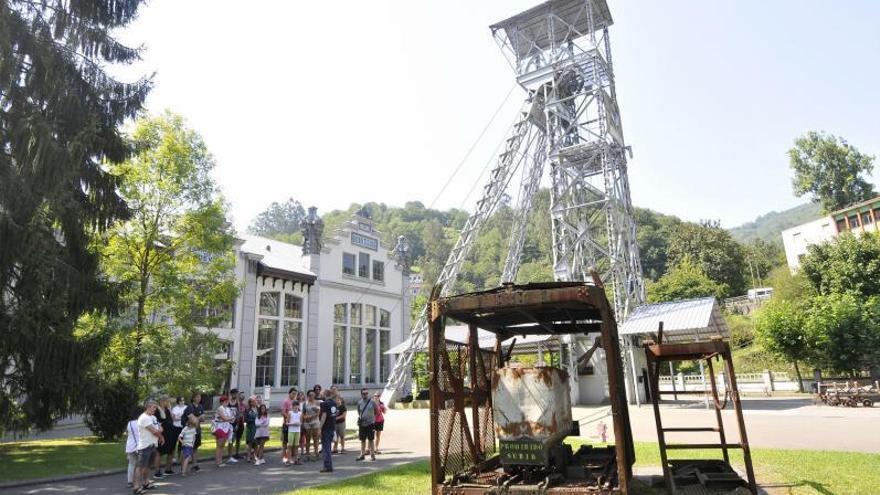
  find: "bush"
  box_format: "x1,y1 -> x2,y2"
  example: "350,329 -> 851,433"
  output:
84,379 -> 140,440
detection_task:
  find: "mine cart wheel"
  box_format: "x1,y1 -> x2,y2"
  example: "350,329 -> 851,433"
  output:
863,399 -> 874,407
827,398 -> 839,406
846,399 -> 858,407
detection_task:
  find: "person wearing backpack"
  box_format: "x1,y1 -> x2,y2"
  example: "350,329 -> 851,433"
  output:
355,388 -> 378,462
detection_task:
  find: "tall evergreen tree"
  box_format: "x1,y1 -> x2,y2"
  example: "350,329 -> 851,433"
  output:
0,0 -> 151,431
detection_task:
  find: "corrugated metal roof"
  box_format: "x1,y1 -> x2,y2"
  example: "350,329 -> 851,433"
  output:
619,297 -> 729,343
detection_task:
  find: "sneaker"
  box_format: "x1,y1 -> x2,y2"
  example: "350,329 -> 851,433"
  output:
127,483 -> 134,488
192,466 -> 201,472
153,471 -> 164,479
228,457 -> 239,464
163,469 -> 173,475
356,455 -> 365,461
371,455 -> 376,461
282,460 -> 290,465
320,468 -> 333,473
282,456 -> 288,463
217,463 -> 227,468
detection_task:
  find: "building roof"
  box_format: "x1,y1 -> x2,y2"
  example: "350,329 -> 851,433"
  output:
619,297 -> 729,343
830,195 -> 880,217
238,235 -> 316,283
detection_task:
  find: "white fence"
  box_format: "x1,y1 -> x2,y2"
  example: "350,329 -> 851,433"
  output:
658,370 -> 804,395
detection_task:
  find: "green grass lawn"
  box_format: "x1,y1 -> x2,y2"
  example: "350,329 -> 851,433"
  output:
0,426 -> 284,483
290,442 -> 880,495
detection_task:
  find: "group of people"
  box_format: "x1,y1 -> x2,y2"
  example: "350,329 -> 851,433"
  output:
124,385 -> 387,494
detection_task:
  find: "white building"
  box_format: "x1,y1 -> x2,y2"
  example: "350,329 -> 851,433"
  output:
781,196 -> 880,270
222,212 -> 410,403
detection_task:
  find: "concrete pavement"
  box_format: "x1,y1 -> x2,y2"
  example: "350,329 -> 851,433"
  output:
2,397 -> 877,494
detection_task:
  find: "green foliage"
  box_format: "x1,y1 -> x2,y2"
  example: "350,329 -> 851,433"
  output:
725,313 -> 754,348
248,198 -> 306,243
800,232 -> 880,298
99,112 -> 239,393
764,265 -> 814,304
742,239 -> 785,288
0,0 -> 150,433
633,207 -> 682,280
805,293 -> 880,375
667,221 -> 747,297
789,131 -> 875,213
647,259 -> 726,303
84,379 -> 140,440
728,203 -> 822,245
755,300 -> 812,365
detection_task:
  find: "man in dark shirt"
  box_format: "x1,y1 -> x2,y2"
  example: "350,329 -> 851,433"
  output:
318,389 -> 338,473
182,393 -> 204,472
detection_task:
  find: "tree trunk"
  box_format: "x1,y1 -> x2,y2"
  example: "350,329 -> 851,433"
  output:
132,267 -> 150,383
793,360 -> 804,393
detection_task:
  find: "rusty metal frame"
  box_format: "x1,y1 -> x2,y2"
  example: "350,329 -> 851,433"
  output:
428,282 -> 634,494
644,338 -> 757,494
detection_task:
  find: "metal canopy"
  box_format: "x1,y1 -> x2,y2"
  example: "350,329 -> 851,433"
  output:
619,297 -> 730,343
490,0 -> 613,61
437,282 -> 605,333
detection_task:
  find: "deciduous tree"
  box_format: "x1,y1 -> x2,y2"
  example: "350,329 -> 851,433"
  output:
667,221 -> 747,297
754,300 -> 813,391
0,0 -> 150,432
647,258 -> 726,303
789,131 -> 875,213
100,112 -> 238,393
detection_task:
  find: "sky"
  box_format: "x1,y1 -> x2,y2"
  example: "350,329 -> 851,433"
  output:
116,0 -> 880,231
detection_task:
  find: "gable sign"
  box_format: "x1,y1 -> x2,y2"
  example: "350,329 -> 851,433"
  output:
351,232 -> 378,251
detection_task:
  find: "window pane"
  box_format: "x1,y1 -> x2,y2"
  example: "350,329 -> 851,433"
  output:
255,319 -> 278,387
380,330 -> 390,382
351,303 -> 362,325
365,329 -> 376,384
284,295 -> 302,319
333,326 -> 346,384
349,327 -> 362,384
280,321 -> 301,387
259,292 -> 279,317
836,218 -> 848,231
862,211 -> 873,225
373,261 -> 384,282
365,305 -> 376,327
334,303 -> 347,323
849,215 -> 860,228
380,309 -> 391,328
343,253 -> 356,276
358,253 -> 370,278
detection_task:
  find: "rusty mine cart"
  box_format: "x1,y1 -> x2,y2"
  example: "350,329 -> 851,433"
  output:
427,282 -> 635,494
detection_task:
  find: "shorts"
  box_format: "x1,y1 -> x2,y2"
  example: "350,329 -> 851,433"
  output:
137,445 -> 157,467
213,429 -> 230,440
358,424 -> 375,441
335,422 -> 346,439
282,424 -> 289,444
288,431 -> 300,447
181,446 -> 194,460
374,421 -> 384,432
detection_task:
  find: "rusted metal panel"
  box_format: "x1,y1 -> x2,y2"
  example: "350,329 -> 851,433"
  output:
492,366 -> 573,465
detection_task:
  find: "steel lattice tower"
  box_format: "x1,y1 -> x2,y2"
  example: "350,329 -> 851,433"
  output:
383,0 -> 644,404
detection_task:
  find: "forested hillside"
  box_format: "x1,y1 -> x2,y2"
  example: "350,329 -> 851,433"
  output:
728,202 -> 821,245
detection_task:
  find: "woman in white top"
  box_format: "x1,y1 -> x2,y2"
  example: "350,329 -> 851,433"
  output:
212,395 -> 234,467
125,407 -> 142,488
170,397 -> 187,464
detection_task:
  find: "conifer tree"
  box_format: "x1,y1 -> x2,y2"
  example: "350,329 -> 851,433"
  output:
0,0 -> 151,431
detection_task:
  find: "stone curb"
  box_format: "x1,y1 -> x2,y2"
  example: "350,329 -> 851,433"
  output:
0,432 -> 361,491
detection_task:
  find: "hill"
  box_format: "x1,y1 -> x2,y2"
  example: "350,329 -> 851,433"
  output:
728,202 -> 822,245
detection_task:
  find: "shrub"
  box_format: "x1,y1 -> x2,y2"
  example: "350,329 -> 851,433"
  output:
85,379 -> 140,440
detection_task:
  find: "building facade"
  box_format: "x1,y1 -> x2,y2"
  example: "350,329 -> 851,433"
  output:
221,213 -> 410,402
782,196 -> 880,270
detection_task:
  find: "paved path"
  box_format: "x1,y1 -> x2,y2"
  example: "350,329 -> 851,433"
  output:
3,398 -> 877,494
1,410 -> 431,495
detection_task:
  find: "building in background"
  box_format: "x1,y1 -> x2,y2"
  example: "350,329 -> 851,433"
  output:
782,196 -> 880,270
218,211 -> 410,403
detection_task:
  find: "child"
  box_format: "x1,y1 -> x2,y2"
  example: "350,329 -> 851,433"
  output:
287,401 -> 303,465
245,397 -> 257,463
179,416 -> 199,476
125,406 -> 142,488
253,404 -> 270,465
